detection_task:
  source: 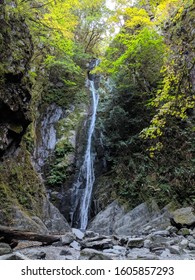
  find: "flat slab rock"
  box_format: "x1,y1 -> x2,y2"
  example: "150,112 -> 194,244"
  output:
81,238 -> 113,250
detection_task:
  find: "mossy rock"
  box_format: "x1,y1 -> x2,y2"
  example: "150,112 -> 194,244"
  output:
172,207 -> 195,227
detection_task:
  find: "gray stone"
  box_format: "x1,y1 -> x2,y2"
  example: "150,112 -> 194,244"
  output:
72,228 -> 84,240
150,230 -> 169,236
113,245 -> 126,252
150,246 -> 166,254
84,231 -> 99,239
160,249 -> 172,259
10,206 -> 48,234
60,249 -> 72,256
89,200 -> 172,237
32,251 -> 46,260
144,239 -> 152,248
70,241 -> 81,251
0,252 -> 29,260
80,248 -> 112,260
61,232 -> 75,245
42,199 -> 71,234
188,243 -> 195,250
169,245 -> 181,255
88,201 -> 124,235
180,239 -> 189,249
166,226 -> 178,234
177,228 -> 190,236
0,243 -> 12,256
81,238 -> 113,250
127,238 -> 144,248
187,236 -> 195,243
172,207 -> 195,227
103,246 -> 126,256
127,248 -> 155,259
31,216 -> 49,234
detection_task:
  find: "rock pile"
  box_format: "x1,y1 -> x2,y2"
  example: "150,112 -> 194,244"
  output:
0,204 -> 195,260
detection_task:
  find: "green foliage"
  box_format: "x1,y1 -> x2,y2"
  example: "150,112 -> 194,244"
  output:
0,145 -> 45,222
47,141 -> 74,186
95,2 -> 195,210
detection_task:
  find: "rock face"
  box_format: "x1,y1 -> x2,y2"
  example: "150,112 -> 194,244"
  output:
0,4 -> 32,157
0,4 -> 71,234
88,201 -> 171,236
88,201 -> 124,235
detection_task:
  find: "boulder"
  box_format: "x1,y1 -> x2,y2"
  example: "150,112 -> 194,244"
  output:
42,199 -> 71,234
10,207 -> 49,234
171,207 -> 195,228
177,228 -> 191,236
0,252 -> 29,260
188,243 -> 195,250
89,200 -> 171,236
81,238 -> 113,250
88,201 -> 124,235
0,243 -> 12,256
80,248 -> 112,260
70,241 -> 81,251
61,232 -> 75,245
72,228 -> 84,240
60,249 -> 72,256
169,245 -> 182,255
127,238 -> 144,248
31,251 -> 46,260
84,231 -> 99,239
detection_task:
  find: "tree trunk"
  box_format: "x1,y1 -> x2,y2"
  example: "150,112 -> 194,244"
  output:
0,226 -> 60,248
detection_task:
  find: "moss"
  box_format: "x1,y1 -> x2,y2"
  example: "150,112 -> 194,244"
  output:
0,143 -> 46,222
47,105 -> 87,186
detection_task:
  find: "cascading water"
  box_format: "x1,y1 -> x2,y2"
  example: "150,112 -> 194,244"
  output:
71,78 -> 99,231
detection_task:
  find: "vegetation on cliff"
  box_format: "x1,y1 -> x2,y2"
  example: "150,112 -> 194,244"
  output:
94,0 -> 195,210
0,0 -> 195,226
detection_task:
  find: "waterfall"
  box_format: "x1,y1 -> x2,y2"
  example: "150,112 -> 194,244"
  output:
71,78 -> 99,230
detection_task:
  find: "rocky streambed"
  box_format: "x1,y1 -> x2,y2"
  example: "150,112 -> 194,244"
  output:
1,202 -> 195,260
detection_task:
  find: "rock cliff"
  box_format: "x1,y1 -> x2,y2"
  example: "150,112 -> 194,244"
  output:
0,2 -> 70,234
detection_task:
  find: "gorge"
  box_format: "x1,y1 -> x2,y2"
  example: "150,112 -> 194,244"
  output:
0,0 -> 195,260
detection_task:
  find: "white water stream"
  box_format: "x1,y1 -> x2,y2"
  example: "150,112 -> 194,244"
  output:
72,79 -> 99,230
